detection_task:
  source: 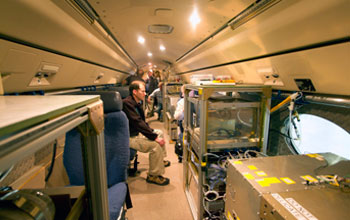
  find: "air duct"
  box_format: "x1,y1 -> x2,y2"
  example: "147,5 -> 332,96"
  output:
148,24 -> 174,34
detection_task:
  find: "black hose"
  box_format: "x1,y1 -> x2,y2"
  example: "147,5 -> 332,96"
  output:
270,128 -> 293,140
45,140 -> 57,182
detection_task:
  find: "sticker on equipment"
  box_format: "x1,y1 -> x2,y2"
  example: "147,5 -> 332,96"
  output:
286,198 -> 318,220
271,193 -> 318,220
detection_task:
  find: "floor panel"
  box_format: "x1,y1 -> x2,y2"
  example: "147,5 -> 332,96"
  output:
126,116 -> 193,220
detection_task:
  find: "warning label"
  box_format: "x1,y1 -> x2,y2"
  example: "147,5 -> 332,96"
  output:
271,193 -> 318,220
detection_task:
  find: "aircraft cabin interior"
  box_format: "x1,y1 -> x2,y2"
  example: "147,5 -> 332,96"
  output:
0,0 -> 349,220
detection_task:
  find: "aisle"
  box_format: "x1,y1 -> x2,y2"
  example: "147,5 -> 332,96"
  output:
125,116 -> 193,220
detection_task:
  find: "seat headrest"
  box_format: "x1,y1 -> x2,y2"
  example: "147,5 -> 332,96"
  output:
68,91 -> 123,113
102,86 -> 130,99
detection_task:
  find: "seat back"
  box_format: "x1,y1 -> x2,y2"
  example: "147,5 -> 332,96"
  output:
99,86 -> 138,174
100,86 -> 130,99
63,91 -> 130,187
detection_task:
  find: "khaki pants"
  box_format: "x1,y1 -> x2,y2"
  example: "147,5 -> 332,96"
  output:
129,129 -> 167,176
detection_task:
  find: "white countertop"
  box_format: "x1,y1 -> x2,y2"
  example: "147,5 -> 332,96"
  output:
0,95 -> 100,137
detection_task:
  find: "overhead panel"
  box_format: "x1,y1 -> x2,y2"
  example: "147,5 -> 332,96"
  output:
173,0 -> 350,96
89,0 -> 254,70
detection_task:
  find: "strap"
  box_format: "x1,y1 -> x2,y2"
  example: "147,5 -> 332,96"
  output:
125,183 -> 133,209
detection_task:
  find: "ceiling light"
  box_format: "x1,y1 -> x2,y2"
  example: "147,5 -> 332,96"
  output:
147,52 -> 153,57
189,8 -> 200,29
160,45 -> 166,51
138,36 -> 145,44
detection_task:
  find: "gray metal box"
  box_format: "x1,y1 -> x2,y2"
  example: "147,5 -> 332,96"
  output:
260,188 -> 350,220
225,154 -> 349,220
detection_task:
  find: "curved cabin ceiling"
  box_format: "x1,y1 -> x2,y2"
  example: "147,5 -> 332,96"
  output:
0,0 -> 349,95
78,0 -> 350,95
88,0 -> 254,71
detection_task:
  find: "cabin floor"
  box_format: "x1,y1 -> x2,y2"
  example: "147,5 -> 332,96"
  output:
126,115 -> 193,220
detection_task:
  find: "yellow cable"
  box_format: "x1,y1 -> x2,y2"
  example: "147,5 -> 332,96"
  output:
270,96 -> 291,113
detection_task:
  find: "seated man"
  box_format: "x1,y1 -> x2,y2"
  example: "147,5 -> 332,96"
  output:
122,81 -> 171,186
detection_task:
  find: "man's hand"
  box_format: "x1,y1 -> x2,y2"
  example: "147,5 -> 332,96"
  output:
155,137 -> 165,146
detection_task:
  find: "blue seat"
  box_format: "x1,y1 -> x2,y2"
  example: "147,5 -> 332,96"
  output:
99,86 -> 139,176
63,91 -> 131,219
101,86 -> 130,99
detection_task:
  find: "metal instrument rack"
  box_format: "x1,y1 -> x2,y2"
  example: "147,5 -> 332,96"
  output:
0,95 -> 110,220
182,84 -> 271,220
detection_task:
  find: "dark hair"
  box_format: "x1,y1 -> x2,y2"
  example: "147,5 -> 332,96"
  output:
154,70 -> 160,77
129,82 -> 140,95
129,80 -> 145,95
137,69 -> 144,76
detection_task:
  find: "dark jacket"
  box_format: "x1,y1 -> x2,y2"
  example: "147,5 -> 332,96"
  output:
147,76 -> 158,95
122,96 -> 158,140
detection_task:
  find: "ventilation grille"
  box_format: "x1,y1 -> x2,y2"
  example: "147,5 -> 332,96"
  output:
148,24 -> 174,34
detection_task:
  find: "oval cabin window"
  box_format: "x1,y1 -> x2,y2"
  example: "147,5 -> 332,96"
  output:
288,114 -> 350,160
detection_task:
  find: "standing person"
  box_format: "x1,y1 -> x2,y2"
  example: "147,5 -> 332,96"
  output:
174,85 -> 185,140
146,70 -> 159,117
148,82 -> 164,122
154,70 -> 161,82
147,70 -> 159,95
122,69 -> 145,86
174,85 -> 185,162
174,85 -> 185,121
122,81 -> 171,186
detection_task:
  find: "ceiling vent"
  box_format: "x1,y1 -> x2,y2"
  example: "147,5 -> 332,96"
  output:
148,24 -> 174,34
154,8 -> 173,17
